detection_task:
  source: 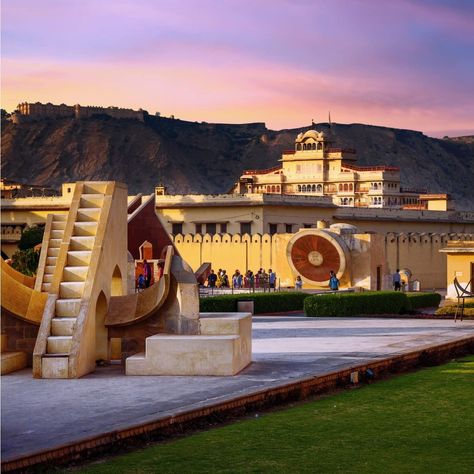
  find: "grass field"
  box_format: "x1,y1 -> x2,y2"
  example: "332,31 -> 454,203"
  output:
78,356 -> 474,474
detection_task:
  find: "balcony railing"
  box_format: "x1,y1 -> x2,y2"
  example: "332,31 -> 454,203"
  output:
342,164 -> 399,172
242,165 -> 282,176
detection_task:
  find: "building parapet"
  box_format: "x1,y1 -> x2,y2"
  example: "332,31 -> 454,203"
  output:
334,207 -> 474,223
0,196 -> 72,210
155,192 -> 334,208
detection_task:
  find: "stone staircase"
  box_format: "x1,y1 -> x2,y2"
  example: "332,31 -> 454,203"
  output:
39,214 -> 67,293
41,183 -> 107,377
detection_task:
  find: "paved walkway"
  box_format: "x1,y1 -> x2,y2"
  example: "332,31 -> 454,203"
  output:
2,316 -> 474,462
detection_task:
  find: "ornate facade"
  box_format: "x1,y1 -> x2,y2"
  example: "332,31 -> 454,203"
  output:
233,129 -> 451,210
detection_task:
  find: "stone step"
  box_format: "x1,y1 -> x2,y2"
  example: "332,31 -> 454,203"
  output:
63,266 -> 89,282
67,250 -> 92,266
82,183 -> 108,194
59,281 -> 85,299
50,230 -> 64,240
55,298 -> 81,317
76,208 -> 101,222
42,282 -> 51,292
49,238 -> 63,248
53,214 -> 68,222
69,236 -> 95,251
47,336 -> 72,354
44,265 -> 56,274
46,256 -> 58,266
80,194 -> 104,208
47,247 -> 59,257
52,221 -> 66,231
43,274 -> 53,283
41,356 -> 69,378
73,222 -> 98,237
51,317 -> 76,337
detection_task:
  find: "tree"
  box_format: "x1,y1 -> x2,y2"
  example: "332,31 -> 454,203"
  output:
18,225 -> 44,250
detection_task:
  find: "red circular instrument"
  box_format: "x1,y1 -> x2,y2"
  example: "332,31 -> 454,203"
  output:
287,230 -> 348,285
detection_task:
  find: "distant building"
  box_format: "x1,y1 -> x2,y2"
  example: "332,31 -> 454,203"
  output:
232,129 -> 452,210
12,102 -> 146,123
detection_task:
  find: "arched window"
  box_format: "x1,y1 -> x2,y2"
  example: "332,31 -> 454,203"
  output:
317,142 -> 323,150
317,184 -> 322,193
343,183 -> 348,191
276,185 -> 280,192
297,185 -> 301,192
312,143 -> 316,150
303,144 -> 307,150
302,185 -> 307,192
339,184 -> 343,191
349,183 -> 353,191
311,184 -> 316,192
271,185 -> 276,193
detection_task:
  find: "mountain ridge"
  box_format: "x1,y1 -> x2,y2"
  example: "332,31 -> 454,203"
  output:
1,115 -> 473,209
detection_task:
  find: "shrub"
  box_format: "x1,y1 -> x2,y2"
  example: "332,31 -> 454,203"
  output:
304,291 -> 442,317
406,292 -> 442,310
18,225 -> 44,250
435,302 -> 474,317
304,291 -> 408,317
11,247 -> 40,276
200,292 -> 308,314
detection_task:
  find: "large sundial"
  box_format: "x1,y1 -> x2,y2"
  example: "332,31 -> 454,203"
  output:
286,229 -> 349,285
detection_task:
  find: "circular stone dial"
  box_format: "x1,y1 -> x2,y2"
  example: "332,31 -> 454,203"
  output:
290,234 -> 342,282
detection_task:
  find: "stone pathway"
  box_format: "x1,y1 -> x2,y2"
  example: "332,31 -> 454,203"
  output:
2,315 -> 473,462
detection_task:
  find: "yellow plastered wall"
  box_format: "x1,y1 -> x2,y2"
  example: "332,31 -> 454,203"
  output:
445,254 -> 474,299
173,232 -> 474,291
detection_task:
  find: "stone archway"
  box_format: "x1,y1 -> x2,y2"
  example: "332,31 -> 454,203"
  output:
95,291 -> 108,361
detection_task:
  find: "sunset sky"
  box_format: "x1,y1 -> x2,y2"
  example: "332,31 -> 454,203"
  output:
2,0 -> 474,136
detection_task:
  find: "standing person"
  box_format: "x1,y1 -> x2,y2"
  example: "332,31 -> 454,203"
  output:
392,269 -> 401,291
232,270 -> 240,289
237,271 -> 243,288
329,270 -> 339,291
221,270 -> 229,288
295,275 -> 303,290
207,269 -> 217,288
143,259 -> 152,288
268,269 -> 277,291
249,271 -> 255,290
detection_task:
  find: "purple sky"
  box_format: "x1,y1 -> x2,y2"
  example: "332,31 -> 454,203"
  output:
2,0 -> 474,136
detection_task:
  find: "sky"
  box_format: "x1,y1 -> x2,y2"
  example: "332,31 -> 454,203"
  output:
2,0 -> 474,136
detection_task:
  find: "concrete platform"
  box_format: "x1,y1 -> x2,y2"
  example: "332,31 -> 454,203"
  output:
126,313 -> 252,376
2,316 -> 474,468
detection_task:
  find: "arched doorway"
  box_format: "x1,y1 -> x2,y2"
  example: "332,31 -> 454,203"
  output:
95,291 -> 108,361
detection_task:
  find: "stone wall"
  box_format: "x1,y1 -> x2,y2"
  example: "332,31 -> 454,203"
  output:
172,231 -> 474,290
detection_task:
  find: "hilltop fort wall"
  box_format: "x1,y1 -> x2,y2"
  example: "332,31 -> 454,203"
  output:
12,102 -> 145,123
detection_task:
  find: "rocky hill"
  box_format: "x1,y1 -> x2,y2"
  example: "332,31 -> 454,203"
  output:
1,115 -> 473,209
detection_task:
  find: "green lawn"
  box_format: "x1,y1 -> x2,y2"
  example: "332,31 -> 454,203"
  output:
79,356 -> 474,474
